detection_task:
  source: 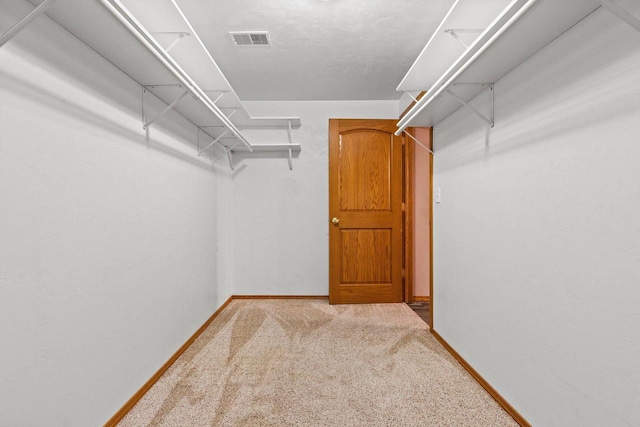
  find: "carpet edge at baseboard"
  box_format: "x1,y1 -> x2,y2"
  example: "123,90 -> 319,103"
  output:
103,295 -> 235,427
232,295 -> 329,300
430,329 -> 531,427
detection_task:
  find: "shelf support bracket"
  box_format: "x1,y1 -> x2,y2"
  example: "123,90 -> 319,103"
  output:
405,91 -> 420,103
286,120 -> 294,170
151,31 -> 190,52
598,0 -> 640,33
198,130 -> 229,156
219,107 -> 241,120
142,89 -> 189,129
212,91 -> 227,105
403,131 -> 434,155
446,84 -> 494,127
0,0 -> 57,48
226,147 -> 235,171
211,139 -> 240,169
443,29 -> 484,49
197,127 -> 219,154
202,90 -> 229,105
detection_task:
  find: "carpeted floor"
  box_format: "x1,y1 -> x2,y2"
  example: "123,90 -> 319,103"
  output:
118,299 -> 517,426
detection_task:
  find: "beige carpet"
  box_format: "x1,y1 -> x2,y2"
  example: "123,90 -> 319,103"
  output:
118,299 -> 518,426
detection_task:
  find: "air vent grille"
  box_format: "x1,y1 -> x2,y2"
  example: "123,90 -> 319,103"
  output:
230,31 -> 270,46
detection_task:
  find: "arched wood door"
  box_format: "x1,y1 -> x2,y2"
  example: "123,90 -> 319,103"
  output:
328,119 -> 403,304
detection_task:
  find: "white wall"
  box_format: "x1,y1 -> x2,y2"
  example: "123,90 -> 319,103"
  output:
432,5 -> 640,426
0,2 -> 233,425
231,101 -> 398,295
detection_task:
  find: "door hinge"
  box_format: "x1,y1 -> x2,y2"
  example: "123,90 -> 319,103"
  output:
402,202 -> 406,212
402,268 -> 406,278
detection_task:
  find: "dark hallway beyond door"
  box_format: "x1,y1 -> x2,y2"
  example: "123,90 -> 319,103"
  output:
408,301 -> 431,326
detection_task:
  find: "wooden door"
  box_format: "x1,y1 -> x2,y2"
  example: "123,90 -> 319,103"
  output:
329,119 -> 403,304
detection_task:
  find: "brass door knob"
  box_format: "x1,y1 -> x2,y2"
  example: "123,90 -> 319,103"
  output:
331,217 -> 340,225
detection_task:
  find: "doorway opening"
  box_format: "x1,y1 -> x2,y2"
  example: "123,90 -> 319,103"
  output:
328,119 -> 433,325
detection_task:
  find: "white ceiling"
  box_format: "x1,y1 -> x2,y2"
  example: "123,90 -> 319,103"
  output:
163,0 -> 455,101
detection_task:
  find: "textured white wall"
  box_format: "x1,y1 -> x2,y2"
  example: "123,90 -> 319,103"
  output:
231,101 -> 398,295
0,2 -> 232,425
432,5 -> 640,426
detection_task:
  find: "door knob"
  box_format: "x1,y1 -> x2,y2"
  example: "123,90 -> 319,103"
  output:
331,217 -> 340,225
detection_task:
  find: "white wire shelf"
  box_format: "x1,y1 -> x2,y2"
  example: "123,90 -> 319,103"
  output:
397,0 -> 512,93
6,0 -> 304,161
396,0 -> 602,132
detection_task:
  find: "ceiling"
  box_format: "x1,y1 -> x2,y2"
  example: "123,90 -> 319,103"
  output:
156,0 -> 455,101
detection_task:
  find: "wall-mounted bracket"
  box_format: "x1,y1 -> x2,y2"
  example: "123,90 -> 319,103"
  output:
198,129 -> 229,156
286,120 -> 294,170
405,91 -> 421,103
598,0 -> 640,32
0,0 -> 57,48
220,107 -> 241,116
446,83 -> 494,127
209,135 -> 244,169
202,90 -> 229,105
444,29 -> 484,49
403,131 -> 434,155
226,146 -> 235,171
150,31 -> 190,52
141,86 -> 189,129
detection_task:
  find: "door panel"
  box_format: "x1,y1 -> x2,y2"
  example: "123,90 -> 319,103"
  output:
339,131 -> 391,211
329,119 -> 403,304
340,229 -> 392,284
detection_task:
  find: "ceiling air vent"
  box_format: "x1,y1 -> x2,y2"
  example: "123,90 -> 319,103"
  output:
229,31 -> 271,46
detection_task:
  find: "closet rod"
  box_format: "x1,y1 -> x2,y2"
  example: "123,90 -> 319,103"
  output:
395,0 -> 541,135
94,0 -> 253,152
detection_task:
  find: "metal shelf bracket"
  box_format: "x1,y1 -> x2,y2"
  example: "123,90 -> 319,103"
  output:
287,120 -> 294,170
198,129 -> 229,156
207,135 -> 243,170
226,146 -> 235,171
446,83 -> 494,127
444,29 -> 484,49
598,0 -> 640,32
405,91 -> 421,103
203,90 -> 229,105
142,86 -> 189,129
151,31 -> 190,52
403,131 -> 434,155
0,0 -> 57,48
218,106 -> 241,120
